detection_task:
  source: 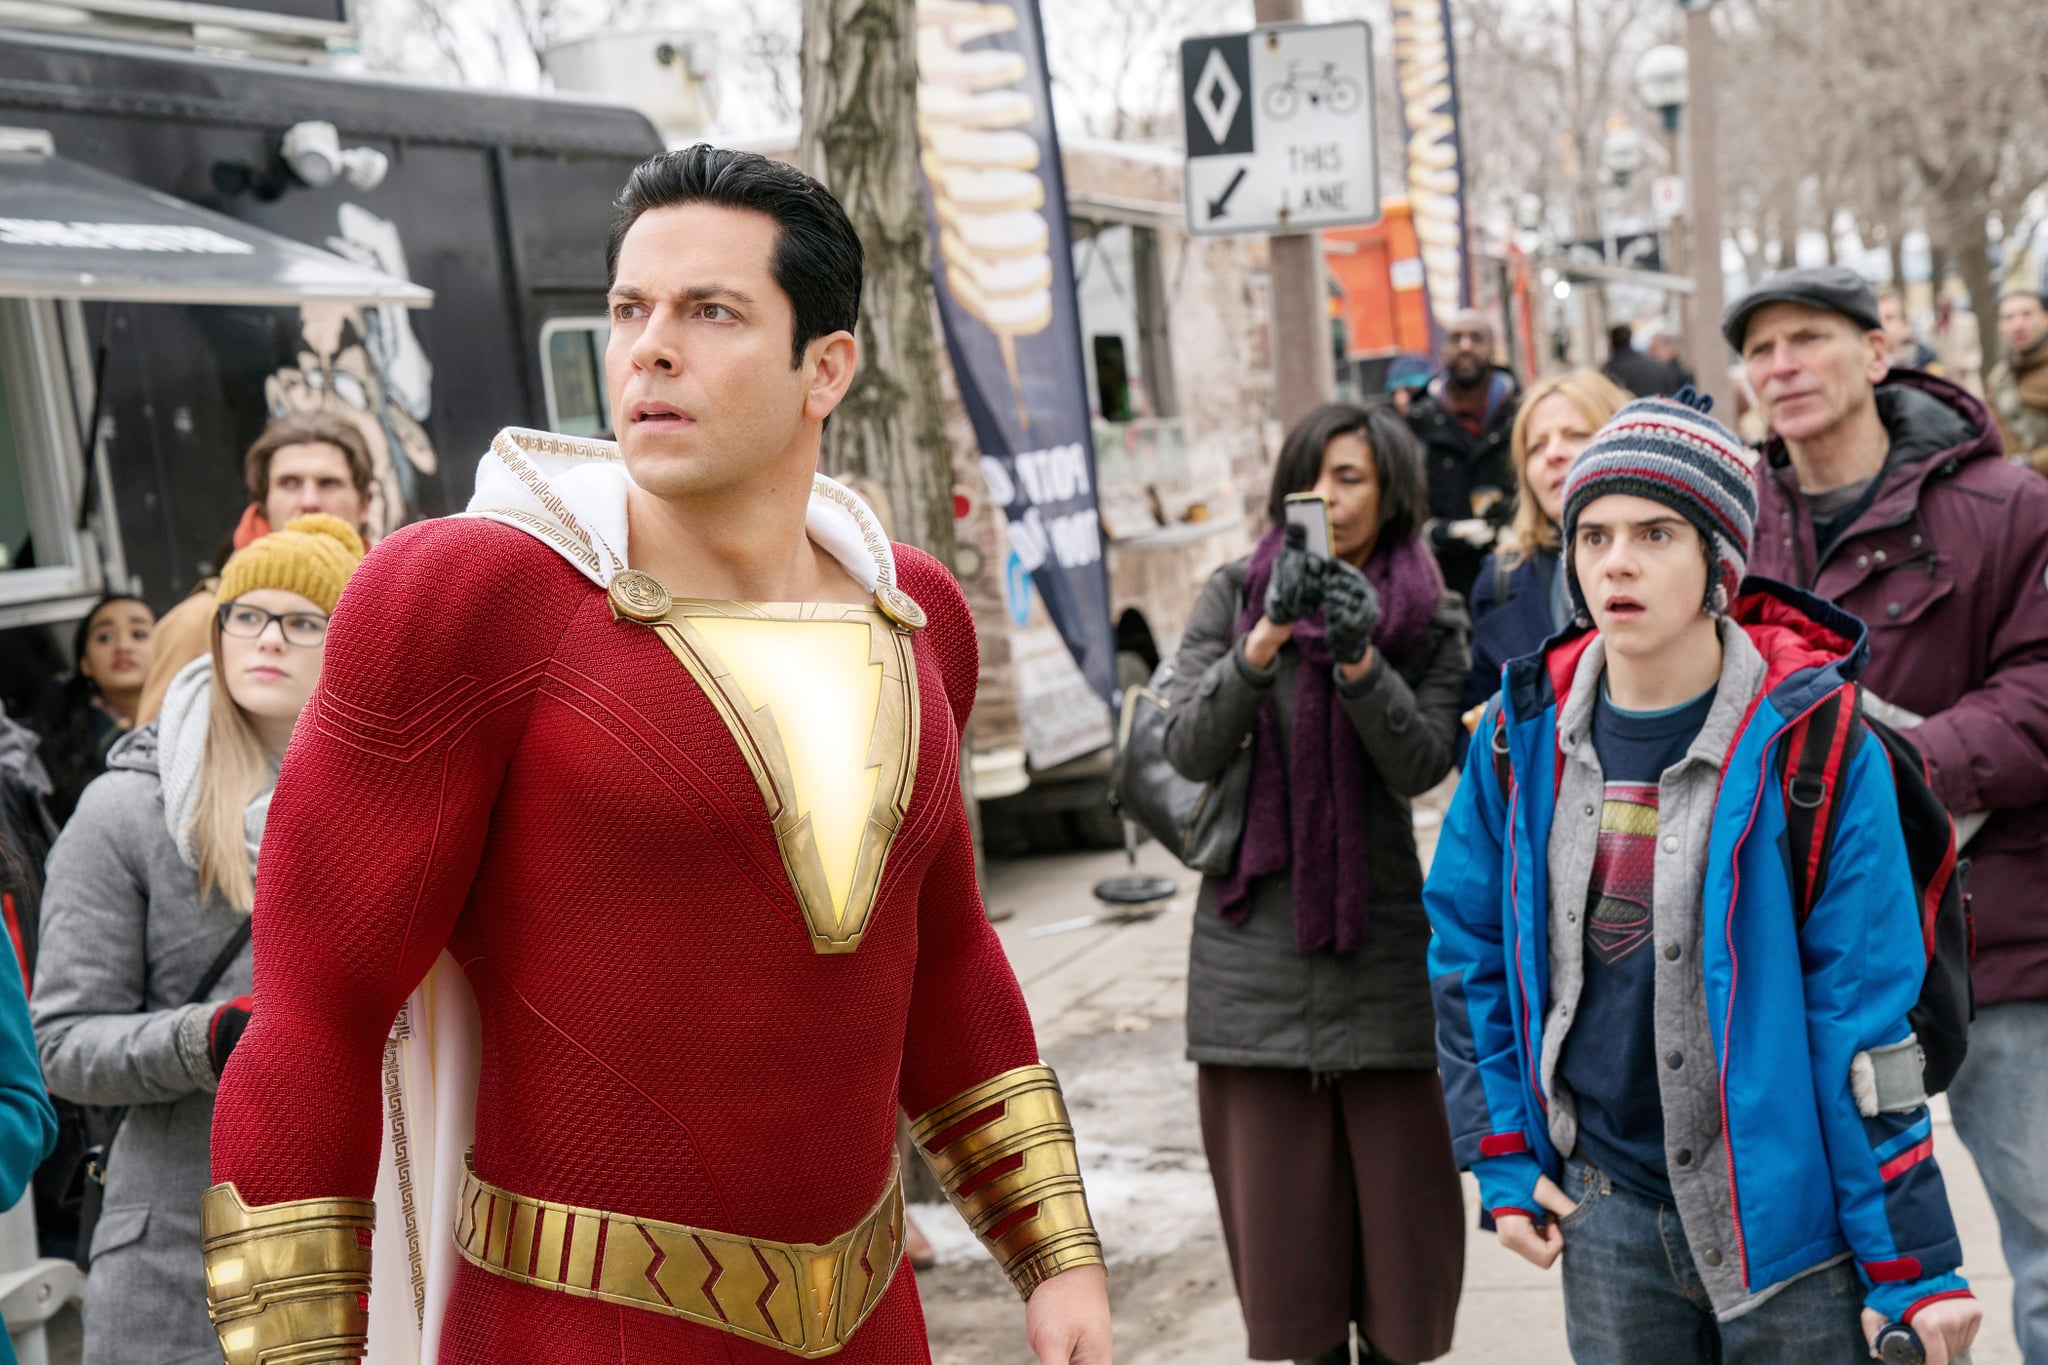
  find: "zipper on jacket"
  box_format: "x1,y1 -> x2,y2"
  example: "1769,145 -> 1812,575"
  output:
1712,684 -> 1845,1291
1506,770 -> 1548,1117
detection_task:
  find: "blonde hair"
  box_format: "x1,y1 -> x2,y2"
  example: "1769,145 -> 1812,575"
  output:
190,619 -> 278,914
1500,370 -> 1632,569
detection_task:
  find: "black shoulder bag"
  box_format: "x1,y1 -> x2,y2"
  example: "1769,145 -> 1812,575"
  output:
70,917 -> 251,1269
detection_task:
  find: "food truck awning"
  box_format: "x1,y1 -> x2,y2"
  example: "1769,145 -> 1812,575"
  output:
0,140 -> 432,308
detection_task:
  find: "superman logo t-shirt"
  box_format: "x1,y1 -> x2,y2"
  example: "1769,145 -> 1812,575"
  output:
1556,681 -> 1716,1204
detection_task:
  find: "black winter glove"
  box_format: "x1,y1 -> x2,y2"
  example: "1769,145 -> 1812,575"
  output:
1321,558 -> 1381,666
1264,524 -> 1324,626
208,995 -> 252,1079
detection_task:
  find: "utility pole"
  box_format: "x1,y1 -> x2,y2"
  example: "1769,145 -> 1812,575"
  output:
1254,0 -> 1334,429
1682,2 -> 1728,412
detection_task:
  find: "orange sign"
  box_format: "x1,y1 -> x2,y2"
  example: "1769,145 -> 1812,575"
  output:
1323,197 -> 1433,359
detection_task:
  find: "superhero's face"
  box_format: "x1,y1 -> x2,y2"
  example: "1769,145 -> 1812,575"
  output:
604,203 -> 856,502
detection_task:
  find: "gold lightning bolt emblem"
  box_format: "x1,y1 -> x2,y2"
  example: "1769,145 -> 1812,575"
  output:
610,591 -> 921,954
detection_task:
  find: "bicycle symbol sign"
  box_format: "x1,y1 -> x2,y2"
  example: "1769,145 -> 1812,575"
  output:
1179,21 -> 1378,238
1261,61 -> 1363,120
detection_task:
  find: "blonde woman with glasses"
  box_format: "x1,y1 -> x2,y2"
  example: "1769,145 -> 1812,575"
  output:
32,515 -> 362,1365
1465,371 -> 1632,710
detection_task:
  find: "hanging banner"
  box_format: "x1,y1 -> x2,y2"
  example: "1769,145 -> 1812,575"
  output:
1389,0 -> 1471,328
915,0 -> 1118,706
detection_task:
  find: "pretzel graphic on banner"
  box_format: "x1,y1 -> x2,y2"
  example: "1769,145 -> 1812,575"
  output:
916,0 -> 1054,430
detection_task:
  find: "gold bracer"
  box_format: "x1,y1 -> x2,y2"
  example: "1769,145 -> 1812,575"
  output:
910,1064 -> 1105,1300
200,1182 -> 374,1365
454,1152 -> 903,1358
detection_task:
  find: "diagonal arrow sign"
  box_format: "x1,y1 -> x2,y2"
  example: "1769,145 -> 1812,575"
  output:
1207,168 -> 1248,221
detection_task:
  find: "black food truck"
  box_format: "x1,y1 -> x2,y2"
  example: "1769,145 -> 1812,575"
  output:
0,20 -> 662,714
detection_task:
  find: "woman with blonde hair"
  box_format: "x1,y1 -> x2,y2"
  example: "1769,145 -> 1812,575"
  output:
32,515 -> 363,1365
1465,370 -> 1631,707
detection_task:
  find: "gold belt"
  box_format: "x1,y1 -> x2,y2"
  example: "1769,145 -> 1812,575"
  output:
454,1153 -> 904,1358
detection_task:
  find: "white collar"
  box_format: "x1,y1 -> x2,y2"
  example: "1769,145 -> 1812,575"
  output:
463,427 -> 898,593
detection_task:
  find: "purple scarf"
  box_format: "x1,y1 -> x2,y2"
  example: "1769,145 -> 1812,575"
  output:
1216,526 -> 1445,954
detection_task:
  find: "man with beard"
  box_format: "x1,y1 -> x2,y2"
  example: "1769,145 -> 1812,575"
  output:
1406,309 -> 1522,601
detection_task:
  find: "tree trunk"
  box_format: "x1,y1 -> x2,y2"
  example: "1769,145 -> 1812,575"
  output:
798,0 -> 981,978
798,0 -> 957,567
1954,229 -> 1999,360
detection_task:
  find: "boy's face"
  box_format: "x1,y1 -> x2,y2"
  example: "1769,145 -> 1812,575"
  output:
1572,493 -> 1714,661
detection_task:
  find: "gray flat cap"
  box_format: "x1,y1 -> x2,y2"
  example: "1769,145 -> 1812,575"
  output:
1722,264 -> 1883,350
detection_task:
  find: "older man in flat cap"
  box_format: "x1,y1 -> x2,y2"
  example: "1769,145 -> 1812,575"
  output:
1736,263 -> 2048,1365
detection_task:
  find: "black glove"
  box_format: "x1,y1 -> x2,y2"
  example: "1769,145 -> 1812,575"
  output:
1264,524 -> 1324,626
1321,558 -> 1381,666
208,996 -> 252,1079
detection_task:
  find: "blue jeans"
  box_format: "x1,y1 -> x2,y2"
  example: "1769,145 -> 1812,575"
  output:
1948,999 -> 2048,1364
1557,1160 -> 1869,1365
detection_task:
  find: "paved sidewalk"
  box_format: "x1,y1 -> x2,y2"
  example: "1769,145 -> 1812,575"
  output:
917,814 -> 2020,1364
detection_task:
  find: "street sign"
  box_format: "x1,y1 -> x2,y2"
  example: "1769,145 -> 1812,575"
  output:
1564,232 -> 1663,273
1180,21 -> 1379,237
1651,174 -> 1686,226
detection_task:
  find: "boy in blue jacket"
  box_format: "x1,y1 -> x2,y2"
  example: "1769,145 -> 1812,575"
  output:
1425,393 -> 1982,1364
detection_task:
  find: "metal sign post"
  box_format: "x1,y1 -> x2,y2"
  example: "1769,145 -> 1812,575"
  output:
1180,20 -> 1380,239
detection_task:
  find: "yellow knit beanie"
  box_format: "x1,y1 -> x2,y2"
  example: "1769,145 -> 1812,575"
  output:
216,514 -> 365,616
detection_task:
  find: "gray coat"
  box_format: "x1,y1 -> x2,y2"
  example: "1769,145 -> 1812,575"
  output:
1164,555 -> 1471,1072
33,724 -> 253,1365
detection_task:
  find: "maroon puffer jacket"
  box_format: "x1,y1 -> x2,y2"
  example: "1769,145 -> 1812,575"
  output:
1750,369 -> 2048,1007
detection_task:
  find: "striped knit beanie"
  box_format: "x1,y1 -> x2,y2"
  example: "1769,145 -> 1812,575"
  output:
1560,388 -> 1757,619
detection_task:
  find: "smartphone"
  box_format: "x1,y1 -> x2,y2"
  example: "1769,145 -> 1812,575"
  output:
1283,492 -> 1334,558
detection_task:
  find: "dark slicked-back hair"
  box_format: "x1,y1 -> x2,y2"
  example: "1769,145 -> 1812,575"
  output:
1265,402 -> 1428,547
608,145 -> 864,369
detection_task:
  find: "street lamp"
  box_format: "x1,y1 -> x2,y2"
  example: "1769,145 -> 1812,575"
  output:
1634,45 -> 1688,134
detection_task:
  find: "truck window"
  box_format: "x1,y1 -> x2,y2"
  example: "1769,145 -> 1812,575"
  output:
1071,222 -> 1179,423
541,317 -> 613,438
0,299 -> 96,613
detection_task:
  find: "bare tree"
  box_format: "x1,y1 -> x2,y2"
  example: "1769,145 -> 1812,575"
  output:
1720,0 -> 2048,326
798,0 -> 955,563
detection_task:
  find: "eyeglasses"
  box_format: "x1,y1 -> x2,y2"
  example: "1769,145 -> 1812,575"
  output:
218,602 -> 329,648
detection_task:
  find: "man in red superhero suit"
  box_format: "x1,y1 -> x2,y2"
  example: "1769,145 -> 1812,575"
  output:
202,146 -> 1112,1365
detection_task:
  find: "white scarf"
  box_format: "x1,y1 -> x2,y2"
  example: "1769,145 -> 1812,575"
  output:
158,655 -> 274,877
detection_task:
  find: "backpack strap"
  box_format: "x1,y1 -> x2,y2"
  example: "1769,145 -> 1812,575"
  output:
1778,685 -> 1862,926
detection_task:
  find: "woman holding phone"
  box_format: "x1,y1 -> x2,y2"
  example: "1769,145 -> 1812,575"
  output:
1162,403 -> 1472,1365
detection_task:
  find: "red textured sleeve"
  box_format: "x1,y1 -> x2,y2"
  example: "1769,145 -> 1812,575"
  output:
211,519 -> 581,1205
892,549 -> 1039,1115
894,545 -> 977,736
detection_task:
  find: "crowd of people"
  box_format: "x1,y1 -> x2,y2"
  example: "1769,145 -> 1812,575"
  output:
1165,268 -> 2048,1365
0,135 -> 2044,1365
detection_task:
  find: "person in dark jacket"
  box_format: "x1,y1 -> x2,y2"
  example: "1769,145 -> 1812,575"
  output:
1467,370 -> 1631,709
1734,263 -> 2048,1365
1601,324 -> 1687,397
1163,403 -> 1472,1365
36,596 -> 156,826
1406,311 -> 1521,601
